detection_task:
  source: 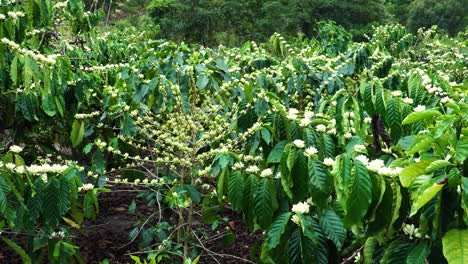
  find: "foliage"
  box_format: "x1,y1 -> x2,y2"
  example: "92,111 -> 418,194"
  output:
0,1 -> 467,263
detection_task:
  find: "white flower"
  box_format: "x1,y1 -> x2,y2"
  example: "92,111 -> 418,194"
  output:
260,168 -> 273,178
291,202 -> 310,214
327,128 -> 336,135
354,252 -> 361,263
287,108 -> 299,120
293,139 -> 305,148
377,167 -> 393,176
413,105 -> 426,112
304,111 -> 314,118
440,97 -> 453,104
391,167 -> 403,176
364,117 -> 372,123
355,155 -> 369,165
403,97 -> 414,104
304,147 -> 318,157
246,165 -> 260,174
80,183 -> 94,191
9,145 -> 23,153
5,163 -> 16,170
366,159 -> 385,172
391,91 -> 402,97
353,144 -> 366,152
299,118 -> 311,127
315,124 -> 327,132
344,132 -> 352,138
233,162 -> 245,170
0,14 -> 6,20
323,158 -> 335,166
291,214 -> 301,225
15,166 -> 25,174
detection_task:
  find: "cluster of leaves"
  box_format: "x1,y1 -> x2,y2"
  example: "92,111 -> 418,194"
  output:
0,1 -> 467,263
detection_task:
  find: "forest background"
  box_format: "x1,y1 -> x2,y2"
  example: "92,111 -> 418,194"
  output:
83,0 -> 468,46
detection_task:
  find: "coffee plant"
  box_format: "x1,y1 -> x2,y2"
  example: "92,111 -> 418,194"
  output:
0,1 -> 466,263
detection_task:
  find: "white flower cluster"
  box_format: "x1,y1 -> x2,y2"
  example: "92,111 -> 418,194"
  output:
7,11 -> 25,19
50,231 -> 66,239
54,1 -> 68,9
292,139 -> 305,148
75,111 -> 100,119
82,63 -> 129,72
402,223 -> 429,240
403,97 -> 414,104
246,165 -> 260,174
291,201 -> 310,214
304,147 -> 318,158
323,158 -> 335,166
95,139 -> 107,149
260,168 -> 273,178
0,14 -> 6,21
78,183 -> 94,192
353,144 -> 366,152
287,108 -> 299,120
1,38 -> 57,65
9,145 -> 23,153
315,124 -> 327,133
26,164 -> 69,175
355,155 -> 403,177
413,105 -> 426,112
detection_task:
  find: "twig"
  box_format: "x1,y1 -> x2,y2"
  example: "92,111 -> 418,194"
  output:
341,245 -> 364,264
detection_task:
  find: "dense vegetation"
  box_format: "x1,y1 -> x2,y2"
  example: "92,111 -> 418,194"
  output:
90,0 -> 468,45
0,0 -> 467,263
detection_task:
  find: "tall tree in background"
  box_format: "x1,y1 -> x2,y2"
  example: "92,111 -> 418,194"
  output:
406,0 -> 468,35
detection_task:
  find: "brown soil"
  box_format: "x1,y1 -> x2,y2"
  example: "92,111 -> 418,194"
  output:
0,185 -> 262,264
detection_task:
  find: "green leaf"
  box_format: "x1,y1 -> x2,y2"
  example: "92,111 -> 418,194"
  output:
217,168 -> 227,203
319,209 -> 345,250
11,56 -> 18,85
308,159 -> 330,206
455,137 -> 468,163
183,185 -> 201,204
41,92 -> 56,117
255,179 -> 273,228
92,150 -> 106,174
402,110 -> 442,124
121,113 -> 136,136
228,171 -> 244,211
267,141 -> 287,163
442,229 -> 468,264
196,75 -> 209,90
406,241 -> 430,264
70,120 -> 85,147
128,199 -> 136,215
0,177 -> 11,214
364,237 -> 378,264
399,159 -> 437,187
266,212 -> 291,249
43,178 -> 61,226
287,146 -> 297,171
84,191 -> 98,219
1,237 -> 32,264
407,136 -> 434,155
386,98 -> 402,142
298,214 -> 318,244
425,160 -> 451,174
410,181 -> 445,216
343,160 -> 372,227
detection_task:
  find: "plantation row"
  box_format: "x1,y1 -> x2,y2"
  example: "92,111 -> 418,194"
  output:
0,1 -> 467,263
